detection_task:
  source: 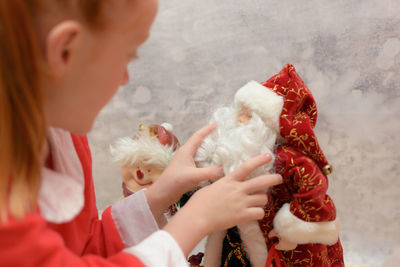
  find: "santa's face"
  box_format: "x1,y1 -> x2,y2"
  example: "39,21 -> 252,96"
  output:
237,105 -> 252,125
121,161 -> 164,192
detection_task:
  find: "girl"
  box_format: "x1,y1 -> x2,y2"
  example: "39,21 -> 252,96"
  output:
0,0 -> 282,266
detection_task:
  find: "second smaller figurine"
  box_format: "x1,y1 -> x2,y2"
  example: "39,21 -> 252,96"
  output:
110,123 -> 179,197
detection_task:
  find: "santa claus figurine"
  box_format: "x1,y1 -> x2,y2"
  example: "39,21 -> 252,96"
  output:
110,123 -> 179,198
195,64 -> 343,266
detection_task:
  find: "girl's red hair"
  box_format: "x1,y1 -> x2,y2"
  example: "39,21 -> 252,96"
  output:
0,0 -> 105,221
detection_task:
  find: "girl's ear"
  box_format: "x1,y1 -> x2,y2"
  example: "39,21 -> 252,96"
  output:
45,21 -> 82,77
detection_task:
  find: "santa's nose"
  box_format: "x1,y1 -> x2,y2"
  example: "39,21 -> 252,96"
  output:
136,170 -> 144,179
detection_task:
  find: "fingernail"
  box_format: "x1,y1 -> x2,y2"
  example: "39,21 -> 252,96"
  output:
277,174 -> 283,182
217,165 -> 225,176
265,153 -> 272,160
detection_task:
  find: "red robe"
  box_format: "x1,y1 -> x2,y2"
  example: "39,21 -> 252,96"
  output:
0,134 -> 145,266
0,132 -> 186,266
258,145 -> 344,266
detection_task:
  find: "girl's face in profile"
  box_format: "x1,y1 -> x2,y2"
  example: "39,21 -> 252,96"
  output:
42,0 -> 158,135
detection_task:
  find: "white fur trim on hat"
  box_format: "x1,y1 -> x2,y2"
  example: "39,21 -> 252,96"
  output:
161,122 -> 173,132
234,81 -> 283,131
273,203 -> 340,246
110,131 -> 175,168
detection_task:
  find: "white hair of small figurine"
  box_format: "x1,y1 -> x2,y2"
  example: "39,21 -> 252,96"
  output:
110,127 -> 175,169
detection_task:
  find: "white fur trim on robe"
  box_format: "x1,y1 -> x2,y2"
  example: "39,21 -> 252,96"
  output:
38,127 -> 84,223
203,221 -> 268,267
203,230 -> 226,267
273,203 -> 340,245
238,220 -> 268,267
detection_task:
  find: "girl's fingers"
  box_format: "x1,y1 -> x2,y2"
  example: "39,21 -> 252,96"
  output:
242,207 -> 265,221
192,165 -> 224,182
243,174 -> 283,193
246,192 -> 269,208
230,154 -> 272,181
184,123 -> 217,156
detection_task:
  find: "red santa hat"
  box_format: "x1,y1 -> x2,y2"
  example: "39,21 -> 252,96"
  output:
263,64 -> 332,175
110,123 -> 180,168
234,64 -> 332,175
146,123 -> 179,151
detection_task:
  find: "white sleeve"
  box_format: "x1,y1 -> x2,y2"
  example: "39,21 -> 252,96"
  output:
125,230 -> 188,267
111,189 -> 164,246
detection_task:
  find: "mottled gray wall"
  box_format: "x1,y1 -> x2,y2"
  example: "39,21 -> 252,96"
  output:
88,0 -> 400,265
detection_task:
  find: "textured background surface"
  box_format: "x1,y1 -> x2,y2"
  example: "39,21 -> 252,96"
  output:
88,0 -> 400,265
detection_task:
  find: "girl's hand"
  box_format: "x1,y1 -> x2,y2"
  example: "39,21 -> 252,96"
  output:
183,153 -> 282,232
164,153 -> 283,257
145,124 -> 224,219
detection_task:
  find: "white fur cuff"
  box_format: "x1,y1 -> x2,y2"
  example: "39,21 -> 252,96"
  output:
273,203 -> 339,245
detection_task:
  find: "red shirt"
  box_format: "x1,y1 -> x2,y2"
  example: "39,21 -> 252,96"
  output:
0,134 -> 145,267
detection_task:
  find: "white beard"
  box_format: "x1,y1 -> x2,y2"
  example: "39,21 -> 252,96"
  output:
195,106 -> 278,267
195,106 -> 277,179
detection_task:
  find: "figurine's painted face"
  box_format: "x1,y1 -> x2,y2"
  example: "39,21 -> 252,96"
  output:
121,161 -> 164,192
237,105 -> 252,125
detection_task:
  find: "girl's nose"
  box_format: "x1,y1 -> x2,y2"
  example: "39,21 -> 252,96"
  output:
121,68 -> 130,85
